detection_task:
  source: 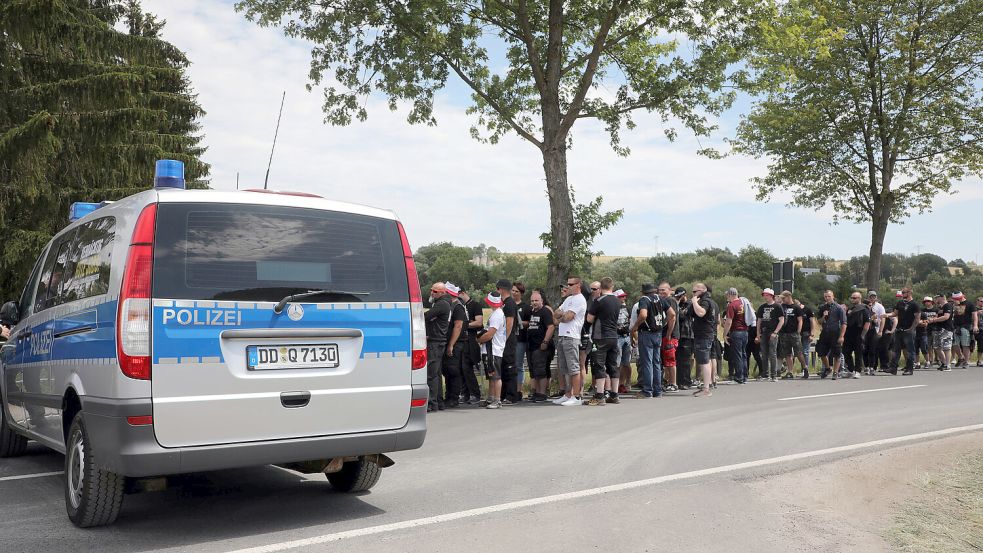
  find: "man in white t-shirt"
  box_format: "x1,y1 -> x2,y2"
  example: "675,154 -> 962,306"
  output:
553,276 -> 587,406
477,292 -> 507,409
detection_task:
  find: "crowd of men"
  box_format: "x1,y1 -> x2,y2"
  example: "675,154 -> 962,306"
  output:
422,278 -> 982,410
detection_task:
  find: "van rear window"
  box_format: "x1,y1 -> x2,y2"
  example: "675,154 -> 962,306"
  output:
152,203 -> 410,303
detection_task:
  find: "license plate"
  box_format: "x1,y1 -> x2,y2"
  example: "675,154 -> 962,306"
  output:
247,344 -> 340,370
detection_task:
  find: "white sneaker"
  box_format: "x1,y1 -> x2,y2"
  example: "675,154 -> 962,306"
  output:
852,371 -> 861,379
552,396 -> 568,405
560,396 -> 582,406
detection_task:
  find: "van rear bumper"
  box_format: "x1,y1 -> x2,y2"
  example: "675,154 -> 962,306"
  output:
81,386 -> 428,478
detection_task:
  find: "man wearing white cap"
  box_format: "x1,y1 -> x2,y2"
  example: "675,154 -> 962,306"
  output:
442,282 -> 467,408
929,292 -> 954,370
476,292 -> 507,409
754,288 -> 785,381
951,291 -> 978,368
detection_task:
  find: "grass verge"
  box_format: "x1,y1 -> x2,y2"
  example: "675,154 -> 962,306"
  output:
887,449 -> 983,552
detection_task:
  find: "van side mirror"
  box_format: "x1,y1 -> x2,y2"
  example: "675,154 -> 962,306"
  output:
0,301 -> 20,327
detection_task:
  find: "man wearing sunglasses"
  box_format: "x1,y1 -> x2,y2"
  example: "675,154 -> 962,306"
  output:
552,277 -> 588,406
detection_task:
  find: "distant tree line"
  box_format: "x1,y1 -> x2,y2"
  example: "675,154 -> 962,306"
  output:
415,242 -> 983,308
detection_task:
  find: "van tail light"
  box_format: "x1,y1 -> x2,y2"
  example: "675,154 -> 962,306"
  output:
397,221 -> 427,370
117,203 -> 157,380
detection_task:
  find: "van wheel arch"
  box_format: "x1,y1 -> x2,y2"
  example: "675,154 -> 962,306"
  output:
0,393 -> 28,458
62,388 -> 82,444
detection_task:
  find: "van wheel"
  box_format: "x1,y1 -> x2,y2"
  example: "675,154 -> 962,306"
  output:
65,413 -> 124,527
326,457 -> 382,492
0,404 -> 28,458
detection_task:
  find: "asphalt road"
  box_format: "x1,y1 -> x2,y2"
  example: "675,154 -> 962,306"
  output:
2,368 -> 982,553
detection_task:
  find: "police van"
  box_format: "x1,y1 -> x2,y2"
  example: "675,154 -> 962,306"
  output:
0,160 -> 428,527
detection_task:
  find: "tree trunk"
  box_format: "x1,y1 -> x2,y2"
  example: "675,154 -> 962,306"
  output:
542,144 -> 573,306
865,201 -> 891,290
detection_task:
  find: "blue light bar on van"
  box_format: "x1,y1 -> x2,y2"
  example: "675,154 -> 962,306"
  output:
69,202 -> 101,222
154,159 -> 185,189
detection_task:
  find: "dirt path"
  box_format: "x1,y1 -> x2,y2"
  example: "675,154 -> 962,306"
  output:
746,431 -> 983,552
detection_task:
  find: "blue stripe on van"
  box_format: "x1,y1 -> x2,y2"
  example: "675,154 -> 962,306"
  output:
21,300 -> 119,364
151,303 -> 411,363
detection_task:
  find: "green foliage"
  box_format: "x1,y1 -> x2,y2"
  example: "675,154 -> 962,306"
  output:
590,257 -> 656,305
540,195 -> 623,276
670,255 -> 729,285
647,253 -> 685,282
735,0 -> 983,287
0,0 -> 209,300
735,245 -> 775,289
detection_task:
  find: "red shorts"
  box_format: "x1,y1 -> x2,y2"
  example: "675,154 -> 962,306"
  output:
661,337 -> 678,368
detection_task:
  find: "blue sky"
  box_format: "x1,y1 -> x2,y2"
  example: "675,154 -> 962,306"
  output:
145,0 -> 983,264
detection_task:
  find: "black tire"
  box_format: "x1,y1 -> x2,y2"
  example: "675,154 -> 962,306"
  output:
0,403 -> 28,458
64,413 -> 124,527
326,457 -> 382,493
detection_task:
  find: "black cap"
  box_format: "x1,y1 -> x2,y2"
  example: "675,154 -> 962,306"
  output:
495,279 -> 512,290
673,286 -> 686,298
642,283 -> 658,294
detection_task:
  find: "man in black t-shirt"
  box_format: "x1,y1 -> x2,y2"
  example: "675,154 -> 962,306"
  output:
843,292 -> 871,378
526,290 -> 555,402
689,283 -> 718,397
586,277 -> 622,405
951,292 -> 978,368
496,279 -> 521,403
458,289 -> 484,403
425,283 -> 452,411
890,287 -> 920,375
797,300 -> 815,377
778,291 -> 804,379
442,283 -> 468,408
511,282 -> 531,395
917,297 -> 935,369
755,288 -> 786,380
929,293 -> 954,370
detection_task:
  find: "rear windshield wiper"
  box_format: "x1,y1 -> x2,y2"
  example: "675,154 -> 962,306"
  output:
273,289 -> 370,314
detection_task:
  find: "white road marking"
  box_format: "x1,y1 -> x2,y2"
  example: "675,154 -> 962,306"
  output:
777,385 -> 927,401
0,471 -> 60,482
222,422 -> 983,553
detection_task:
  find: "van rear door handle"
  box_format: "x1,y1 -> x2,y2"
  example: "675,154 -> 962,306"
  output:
280,391 -> 311,408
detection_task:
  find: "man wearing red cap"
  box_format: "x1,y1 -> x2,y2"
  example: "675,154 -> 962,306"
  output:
477,292 -> 507,409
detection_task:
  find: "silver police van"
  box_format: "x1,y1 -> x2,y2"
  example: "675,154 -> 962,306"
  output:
0,160 -> 428,527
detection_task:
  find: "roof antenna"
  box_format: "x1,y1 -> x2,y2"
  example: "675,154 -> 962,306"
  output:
263,91 -> 286,190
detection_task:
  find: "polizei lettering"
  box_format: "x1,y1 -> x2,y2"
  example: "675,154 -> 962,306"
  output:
161,308 -> 241,327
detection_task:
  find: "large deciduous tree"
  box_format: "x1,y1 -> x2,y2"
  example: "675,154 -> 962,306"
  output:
0,0 -> 209,300
735,0 -> 983,289
235,0 -> 759,298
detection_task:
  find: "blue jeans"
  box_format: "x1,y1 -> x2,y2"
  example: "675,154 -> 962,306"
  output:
728,330 -> 749,383
892,330 -> 916,372
637,331 -> 663,396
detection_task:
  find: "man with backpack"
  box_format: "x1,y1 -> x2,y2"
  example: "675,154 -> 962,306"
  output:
630,283 -> 676,398
722,287 -> 750,384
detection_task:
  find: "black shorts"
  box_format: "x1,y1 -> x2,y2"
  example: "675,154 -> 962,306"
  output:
485,355 -> 502,380
711,339 -> 723,361
580,336 -> 592,351
816,330 -> 843,358
694,337 -> 713,365
529,347 -> 552,379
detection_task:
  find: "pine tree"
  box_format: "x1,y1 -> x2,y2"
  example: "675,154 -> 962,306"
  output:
0,0 -> 209,300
